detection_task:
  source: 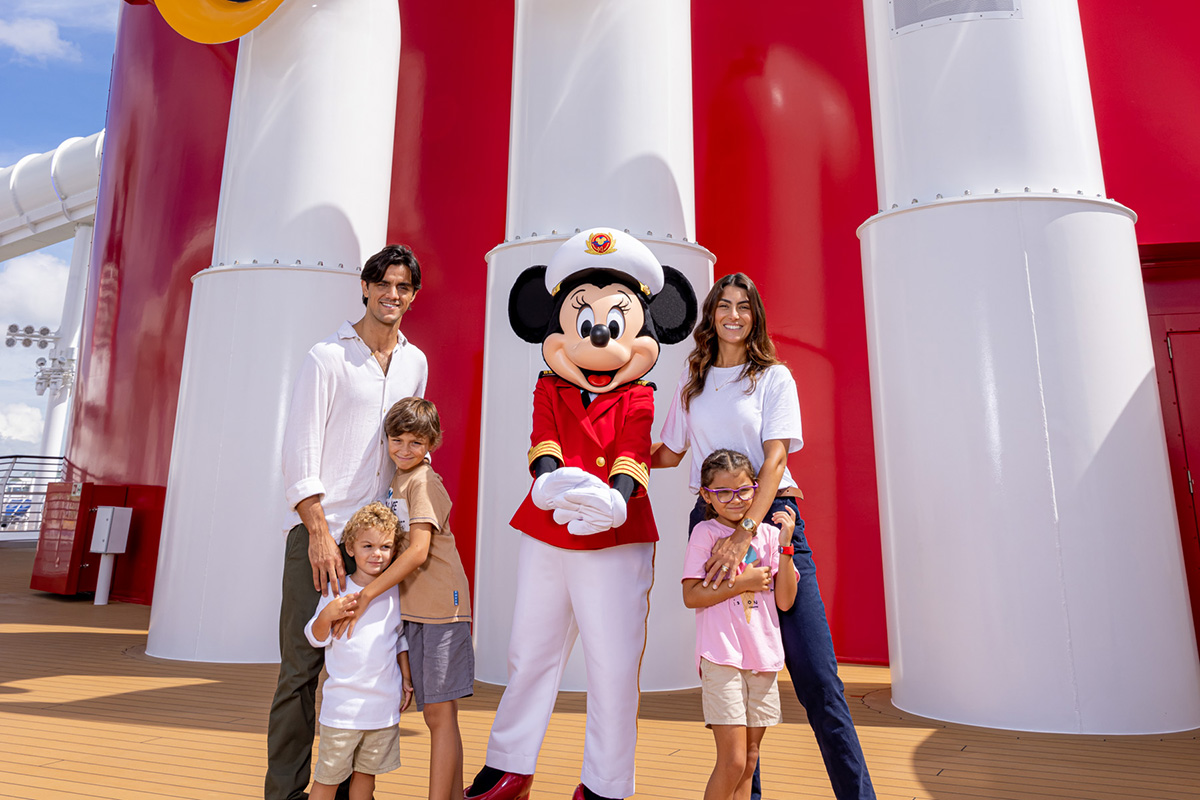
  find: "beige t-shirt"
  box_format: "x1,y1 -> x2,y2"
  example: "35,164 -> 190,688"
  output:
386,462 -> 472,624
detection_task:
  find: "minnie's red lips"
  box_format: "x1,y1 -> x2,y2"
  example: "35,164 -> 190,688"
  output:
583,369 -> 616,388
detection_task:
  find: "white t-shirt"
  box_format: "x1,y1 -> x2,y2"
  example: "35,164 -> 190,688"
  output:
305,575 -> 409,730
660,363 -> 803,493
281,320 -> 428,539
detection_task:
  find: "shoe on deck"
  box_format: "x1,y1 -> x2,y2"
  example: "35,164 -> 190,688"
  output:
463,772 -> 533,800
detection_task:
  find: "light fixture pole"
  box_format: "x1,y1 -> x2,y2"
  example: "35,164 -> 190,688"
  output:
4,323 -> 76,458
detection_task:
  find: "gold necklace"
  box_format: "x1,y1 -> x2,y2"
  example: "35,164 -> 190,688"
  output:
712,368 -> 743,392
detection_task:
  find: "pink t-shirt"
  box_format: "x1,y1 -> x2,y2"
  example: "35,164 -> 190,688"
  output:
682,519 -> 785,674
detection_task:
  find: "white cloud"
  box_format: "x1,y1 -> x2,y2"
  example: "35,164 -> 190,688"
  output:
0,402 -> 42,444
0,18 -> 82,62
13,1 -> 119,33
0,250 -> 70,326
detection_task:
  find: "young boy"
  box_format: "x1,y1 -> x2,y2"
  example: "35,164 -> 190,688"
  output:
350,397 -> 474,800
304,502 -> 414,800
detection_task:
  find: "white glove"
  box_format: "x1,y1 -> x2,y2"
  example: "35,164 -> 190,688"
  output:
531,467 -> 607,510
553,504 -> 610,535
555,485 -> 628,535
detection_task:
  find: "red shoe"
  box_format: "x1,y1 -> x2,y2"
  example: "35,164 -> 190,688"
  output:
463,772 -> 533,800
571,785 -> 586,800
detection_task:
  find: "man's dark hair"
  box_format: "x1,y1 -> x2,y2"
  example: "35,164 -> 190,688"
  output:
362,244 -> 421,305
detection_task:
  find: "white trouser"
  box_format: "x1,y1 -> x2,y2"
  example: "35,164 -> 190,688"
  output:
486,535 -> 655,799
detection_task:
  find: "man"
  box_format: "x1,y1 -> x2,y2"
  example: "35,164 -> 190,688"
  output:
266,244 -> 428,800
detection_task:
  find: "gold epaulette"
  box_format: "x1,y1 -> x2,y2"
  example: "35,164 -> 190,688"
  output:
632,379 -> 657,390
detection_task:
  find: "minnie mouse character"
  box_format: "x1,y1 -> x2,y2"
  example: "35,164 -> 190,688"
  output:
466,229 -> 697,800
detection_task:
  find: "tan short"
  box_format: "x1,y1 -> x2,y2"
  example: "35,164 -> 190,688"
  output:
313,724 -> 401,785
700,658 -> 782,728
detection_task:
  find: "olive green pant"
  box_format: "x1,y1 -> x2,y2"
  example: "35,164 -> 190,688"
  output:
264,525 -> 355,800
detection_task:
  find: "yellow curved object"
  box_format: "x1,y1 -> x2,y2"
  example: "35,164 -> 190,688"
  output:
153,0 -> 287,44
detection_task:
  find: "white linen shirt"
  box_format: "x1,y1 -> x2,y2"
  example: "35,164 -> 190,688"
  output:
282,320 -> 428,539
660,363 -> 803,493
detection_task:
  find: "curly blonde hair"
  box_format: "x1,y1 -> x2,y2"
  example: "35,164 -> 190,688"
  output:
342,501 -> 399,551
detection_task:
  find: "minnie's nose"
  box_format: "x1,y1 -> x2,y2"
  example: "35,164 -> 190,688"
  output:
590,323 -> 611,347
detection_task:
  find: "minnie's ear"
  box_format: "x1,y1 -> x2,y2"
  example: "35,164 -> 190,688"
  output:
508,266 -> 555,343
649,266 -> 698,345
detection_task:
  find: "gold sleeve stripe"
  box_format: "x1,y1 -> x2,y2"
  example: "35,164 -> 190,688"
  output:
610,456 -> 650,488
527,441 -> 564,467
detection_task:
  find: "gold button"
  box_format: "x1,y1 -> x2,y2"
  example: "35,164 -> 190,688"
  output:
596,456 -> 606,468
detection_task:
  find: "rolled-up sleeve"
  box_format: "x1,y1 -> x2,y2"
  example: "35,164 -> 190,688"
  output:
304,595 -> 333,648
283,353 -> 329,509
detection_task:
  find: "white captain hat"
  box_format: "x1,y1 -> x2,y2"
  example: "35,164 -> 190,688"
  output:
545,227 -> 664,297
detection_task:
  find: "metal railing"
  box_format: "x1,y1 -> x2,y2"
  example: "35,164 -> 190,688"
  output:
0,455 -> 68,534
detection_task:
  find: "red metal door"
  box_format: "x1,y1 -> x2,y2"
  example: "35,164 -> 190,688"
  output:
31,483 -> 86,594
1161,330 -> 1200,638
1144,246 -> 1200,648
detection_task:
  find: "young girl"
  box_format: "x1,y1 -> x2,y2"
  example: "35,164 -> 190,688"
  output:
681,449 -> 798,800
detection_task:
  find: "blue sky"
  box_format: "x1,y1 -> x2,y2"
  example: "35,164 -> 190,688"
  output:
0,0 -> 118,455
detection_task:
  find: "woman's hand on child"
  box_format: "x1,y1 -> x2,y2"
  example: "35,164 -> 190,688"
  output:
734,565 -> 772,593
771,505 -> 796,545
704,534 -> 752,588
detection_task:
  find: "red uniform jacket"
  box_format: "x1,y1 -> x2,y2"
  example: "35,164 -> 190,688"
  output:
510,373 -> 658,550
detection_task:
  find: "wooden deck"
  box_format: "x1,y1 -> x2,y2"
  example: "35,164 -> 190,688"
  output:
2,541 -> 1198,800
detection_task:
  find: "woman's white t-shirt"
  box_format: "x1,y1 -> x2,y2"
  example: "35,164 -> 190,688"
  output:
660,363 -> 804,493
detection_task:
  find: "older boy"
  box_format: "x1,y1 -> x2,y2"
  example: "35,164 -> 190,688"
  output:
348,397 -> 473,800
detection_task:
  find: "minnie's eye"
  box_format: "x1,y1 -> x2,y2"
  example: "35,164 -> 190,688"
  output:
606,307 -> 625,339
576,306 -> 595,338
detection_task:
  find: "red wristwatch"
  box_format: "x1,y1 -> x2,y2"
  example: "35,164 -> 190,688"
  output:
779,545 -> 794,556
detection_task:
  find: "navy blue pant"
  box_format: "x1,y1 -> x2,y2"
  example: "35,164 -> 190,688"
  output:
689,497 -> 876,800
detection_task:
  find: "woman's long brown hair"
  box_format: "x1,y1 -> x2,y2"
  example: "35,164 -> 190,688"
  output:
681,273 -> 781,411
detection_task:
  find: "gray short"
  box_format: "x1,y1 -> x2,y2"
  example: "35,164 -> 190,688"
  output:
405,620 -> 474,711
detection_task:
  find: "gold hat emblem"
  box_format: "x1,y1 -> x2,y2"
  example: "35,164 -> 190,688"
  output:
584,231 -> 617,256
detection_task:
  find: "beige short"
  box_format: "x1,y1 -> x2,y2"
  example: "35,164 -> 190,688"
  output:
313,723 -> 401,785
700,658 -> 782,728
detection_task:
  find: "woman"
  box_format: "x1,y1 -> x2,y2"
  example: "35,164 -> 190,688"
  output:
653,273 -> 876,800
